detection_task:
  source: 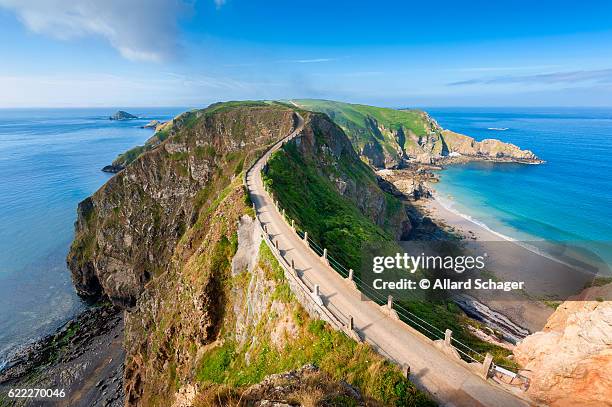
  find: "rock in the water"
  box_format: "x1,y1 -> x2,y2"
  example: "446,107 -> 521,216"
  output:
109,111 -> 137,121
141,120 -> 161,129
101,164 -> 125,173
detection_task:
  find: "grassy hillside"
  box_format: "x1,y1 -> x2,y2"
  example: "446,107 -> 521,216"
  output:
290,99 -> 440,167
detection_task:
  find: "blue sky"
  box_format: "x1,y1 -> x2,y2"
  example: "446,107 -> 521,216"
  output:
1,0 -> 612,107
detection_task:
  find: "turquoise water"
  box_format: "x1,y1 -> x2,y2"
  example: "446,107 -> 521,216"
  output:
0,108 -> 185,364
426,107 -> 612,263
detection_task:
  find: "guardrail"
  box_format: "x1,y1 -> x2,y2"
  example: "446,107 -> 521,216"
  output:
244,113 -> 529,390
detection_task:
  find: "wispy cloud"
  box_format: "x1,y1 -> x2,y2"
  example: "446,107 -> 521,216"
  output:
214,0 -> 226,8
446,65 -> 561,73
448,68 -> 612,86
0,0 -> 192,62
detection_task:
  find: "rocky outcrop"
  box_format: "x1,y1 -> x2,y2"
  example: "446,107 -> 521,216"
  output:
441,130 -> 541,163
101,164 -> 124,174
513,285 -> 612,406
141,120 -> 162,129
238,364 -> 365,406
109,111 -> 138,120
68,104 -> 296,307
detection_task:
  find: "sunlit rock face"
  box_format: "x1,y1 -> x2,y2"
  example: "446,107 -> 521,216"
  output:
514,284 -> 612,407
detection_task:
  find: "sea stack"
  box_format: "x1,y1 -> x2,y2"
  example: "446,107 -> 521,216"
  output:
109,110 -> 138,121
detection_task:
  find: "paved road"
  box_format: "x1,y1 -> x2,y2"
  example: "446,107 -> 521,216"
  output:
246,112 -> 529,407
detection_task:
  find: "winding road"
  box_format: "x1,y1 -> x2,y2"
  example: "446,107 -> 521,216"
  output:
246,112 -> 529,407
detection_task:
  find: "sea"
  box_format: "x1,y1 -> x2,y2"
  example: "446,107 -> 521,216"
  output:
1,106 -> 611,367
0,107 -> 185,367
426,107 -> 612,268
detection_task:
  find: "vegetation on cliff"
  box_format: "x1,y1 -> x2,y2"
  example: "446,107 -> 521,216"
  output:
292,99 -> 540,167
68,102 -> 295,306
69,102 -> 433,406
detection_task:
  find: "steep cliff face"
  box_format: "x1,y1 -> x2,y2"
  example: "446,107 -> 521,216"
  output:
124,194 -> 430,406
68,103 -> 296,307
292,99 -> 541,167
67,102 -> 431,406
295,112 -> 408,232
513,285 -> 612,406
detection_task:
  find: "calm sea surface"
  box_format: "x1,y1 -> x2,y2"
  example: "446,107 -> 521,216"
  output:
0,108 -> 185,365
426,107 -> 612,265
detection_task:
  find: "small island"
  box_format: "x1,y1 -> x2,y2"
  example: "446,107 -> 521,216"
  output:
109,110 -> 138,121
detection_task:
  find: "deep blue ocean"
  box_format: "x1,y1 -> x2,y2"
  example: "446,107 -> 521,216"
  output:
426,107 -> 612,266
0,108 -> 185,365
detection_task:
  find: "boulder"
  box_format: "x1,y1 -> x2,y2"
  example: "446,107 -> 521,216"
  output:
513,285 -> 612,406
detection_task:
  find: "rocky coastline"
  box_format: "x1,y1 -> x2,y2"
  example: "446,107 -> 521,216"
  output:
0,303 -> 124,406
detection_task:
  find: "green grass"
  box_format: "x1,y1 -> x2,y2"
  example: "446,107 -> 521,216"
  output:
262,141 -> 391,270
291,99 -> 429,155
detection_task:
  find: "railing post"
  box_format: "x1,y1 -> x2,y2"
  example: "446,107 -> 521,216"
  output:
348,315 -> 354,330
291,259 -> 295,271
314,284 -> 320,297
263,224 -> 267,233
445,329 -> 452,347
403,363 -> 411,378
275,239 -> 279,250
322,248 -> 328,262
291,219 -> 295,230
282,208 -> 286,218
482,353 -> 494,379
303,231 -> 308,242
387,295 -> 393,310
348,268 -> 354,281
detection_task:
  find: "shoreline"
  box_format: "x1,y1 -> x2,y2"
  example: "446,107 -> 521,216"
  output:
0,302 -> 124,406
415,191 -> 557,333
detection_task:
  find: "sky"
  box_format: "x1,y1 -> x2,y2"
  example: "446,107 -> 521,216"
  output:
1,0 -> 612,108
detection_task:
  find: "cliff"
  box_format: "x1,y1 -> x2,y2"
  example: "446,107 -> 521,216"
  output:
513,284 -> 612,406
292,99 -> 542,168
262,111 -> 414,270
67,102 -> 432,406
69,102 -> 297,306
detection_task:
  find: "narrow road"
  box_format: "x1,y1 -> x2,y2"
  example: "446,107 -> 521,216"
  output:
246,112 -> 528,407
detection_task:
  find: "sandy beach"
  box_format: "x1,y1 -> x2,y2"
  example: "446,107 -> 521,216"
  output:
415,193 -> 587,333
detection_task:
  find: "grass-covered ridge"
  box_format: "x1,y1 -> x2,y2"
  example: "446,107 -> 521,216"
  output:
263,141 -> 392,269
112,100 -> 294,168
290,99 -> 439,165
262,111 -> 406,269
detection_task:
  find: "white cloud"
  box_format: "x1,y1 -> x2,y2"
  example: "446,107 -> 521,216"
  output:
0,0 -> 191,62
214,0 -> 226,8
